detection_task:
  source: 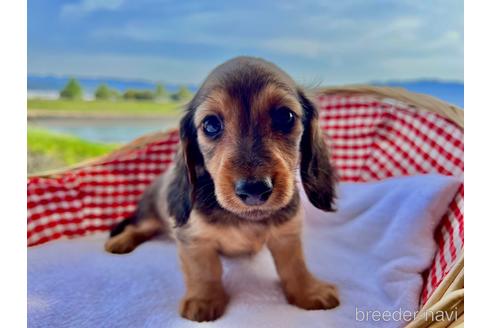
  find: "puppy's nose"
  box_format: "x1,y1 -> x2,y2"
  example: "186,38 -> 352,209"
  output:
235,178 -> 273,206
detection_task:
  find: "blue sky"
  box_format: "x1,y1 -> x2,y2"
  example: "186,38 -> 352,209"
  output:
28,0 -> 463,85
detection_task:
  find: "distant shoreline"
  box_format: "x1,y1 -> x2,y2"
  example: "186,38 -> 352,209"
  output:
27,98 -> 184,120
27,109 -> 181,120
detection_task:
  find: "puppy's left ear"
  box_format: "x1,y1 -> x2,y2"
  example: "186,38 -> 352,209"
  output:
167,109 -> 202,226
298,89 -> 337,211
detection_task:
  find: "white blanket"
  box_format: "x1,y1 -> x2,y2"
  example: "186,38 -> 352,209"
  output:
28,174 -> 461,327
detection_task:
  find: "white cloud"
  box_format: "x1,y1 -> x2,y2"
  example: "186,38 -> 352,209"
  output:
34,0 -> 463,83
28,52 -> 217,84
61,0 -> 125,17
259,38 -> 327,58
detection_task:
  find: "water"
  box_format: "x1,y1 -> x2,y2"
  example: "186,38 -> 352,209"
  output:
376,80 -> 464,108
28,117 -> 179,143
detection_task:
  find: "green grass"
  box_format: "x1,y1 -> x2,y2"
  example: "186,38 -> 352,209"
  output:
28,128 -> 119,168
27,99 -> 182,115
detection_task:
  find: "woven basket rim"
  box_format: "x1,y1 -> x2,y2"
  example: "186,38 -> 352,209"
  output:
318,85 -> 463,127
28,85 -> 463,178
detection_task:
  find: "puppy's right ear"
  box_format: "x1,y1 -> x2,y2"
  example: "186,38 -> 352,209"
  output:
167,109 -> 202,226
298,89 -> 337,212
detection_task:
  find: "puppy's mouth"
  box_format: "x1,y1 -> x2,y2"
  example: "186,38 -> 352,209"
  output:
234,208 -> 274,221
213,174 -> 295,220
216,191 -> 286,221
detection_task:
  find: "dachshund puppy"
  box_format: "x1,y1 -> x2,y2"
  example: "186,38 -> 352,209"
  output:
105,56 -> 339,322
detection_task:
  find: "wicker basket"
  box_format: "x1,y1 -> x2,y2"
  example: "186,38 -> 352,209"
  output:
27,85 -> 464,327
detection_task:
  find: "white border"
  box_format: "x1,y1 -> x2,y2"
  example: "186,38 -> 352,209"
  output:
0,0 -> 27,326
466,1 -> 492,327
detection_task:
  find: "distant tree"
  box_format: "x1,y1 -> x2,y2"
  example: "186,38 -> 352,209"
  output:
110,89 -> 121,99
154,83 -> 168,100
123,89 -> 155,101
123,90 -> 137,100
95,84 -> 120,100
95,84 -> 111,100
171,85 -> 193,101
60,78 -> 83,100
135,90 -> 154,100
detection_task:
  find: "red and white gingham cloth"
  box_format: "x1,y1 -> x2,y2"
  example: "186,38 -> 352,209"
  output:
27,94 -> 464,306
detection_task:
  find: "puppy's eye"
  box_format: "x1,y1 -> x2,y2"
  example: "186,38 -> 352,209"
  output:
202,115 -> 223,138
271,107 -> 296,132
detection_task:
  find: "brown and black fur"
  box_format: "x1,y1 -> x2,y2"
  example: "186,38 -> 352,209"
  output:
105,56 -> 339,322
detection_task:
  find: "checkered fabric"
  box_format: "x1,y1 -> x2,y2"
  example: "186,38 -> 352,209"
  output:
27,93 -> 464,307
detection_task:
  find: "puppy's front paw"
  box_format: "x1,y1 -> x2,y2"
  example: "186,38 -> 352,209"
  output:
287,280 -> 340,310
179,293 -> 229,322
104,235 -> 137,254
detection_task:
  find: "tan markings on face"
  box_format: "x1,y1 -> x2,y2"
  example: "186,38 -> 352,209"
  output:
254,83 -> 303,118
194,84 -> 304,219
193,88 -> 240,172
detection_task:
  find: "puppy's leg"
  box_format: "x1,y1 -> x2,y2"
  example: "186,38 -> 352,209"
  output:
268,219 -> 339,310
105,173 -> 170,254
105,217 -> 163,254
178,241 -> 229,322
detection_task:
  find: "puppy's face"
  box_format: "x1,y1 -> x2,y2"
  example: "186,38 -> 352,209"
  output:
172,57 -> 336,224
194,83 -> 303,219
